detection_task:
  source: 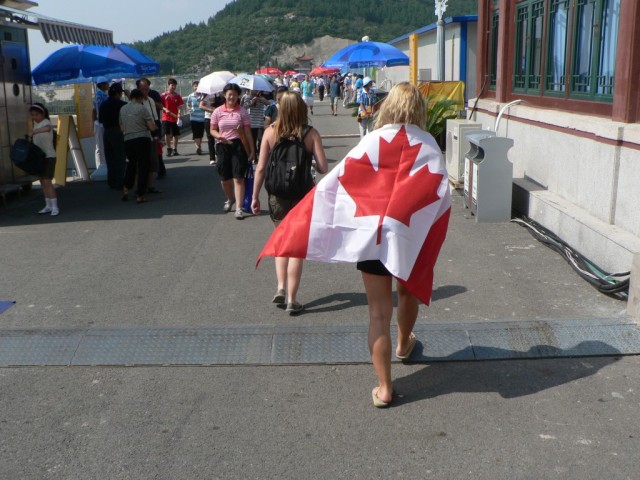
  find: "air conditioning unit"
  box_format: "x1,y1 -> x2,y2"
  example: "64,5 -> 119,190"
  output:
445,119 -> 482,186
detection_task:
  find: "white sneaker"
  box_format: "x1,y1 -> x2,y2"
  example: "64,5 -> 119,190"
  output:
223,199 -> 235,212
50,208 -> 60,216
209,160 -> 215,165
38,206 -> 52,214
234,208 -> 244,220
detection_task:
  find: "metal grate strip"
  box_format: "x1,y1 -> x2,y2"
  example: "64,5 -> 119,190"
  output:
0,319 -> 637,367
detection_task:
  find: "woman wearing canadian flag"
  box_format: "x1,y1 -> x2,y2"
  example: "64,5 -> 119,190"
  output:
257,83 -> 451,408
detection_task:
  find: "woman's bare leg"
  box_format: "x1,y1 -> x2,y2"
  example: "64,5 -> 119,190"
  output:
396,280 -> 420,356
362,272 -> 394,403
221,179 -> 234,202
233,178 -> 245,209
41,179 -> 56,199
286,258 -> 304,304
275,257 -> 288,292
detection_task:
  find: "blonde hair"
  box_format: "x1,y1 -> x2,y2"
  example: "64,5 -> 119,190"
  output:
374,82 -> 427,130
272,92 -> 308,139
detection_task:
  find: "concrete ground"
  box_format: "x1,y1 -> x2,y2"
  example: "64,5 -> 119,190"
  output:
0,99 -> 636,479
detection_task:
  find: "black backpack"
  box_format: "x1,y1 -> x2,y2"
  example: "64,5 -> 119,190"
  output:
10,138 -> 46,176
265,126 -> 314,200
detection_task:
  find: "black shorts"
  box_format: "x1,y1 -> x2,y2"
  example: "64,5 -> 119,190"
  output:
215,140 -> 248,180
191,121 -> 205,139
162,121 -> 180,137
357,260 -> 391,276
40,157 -> 56,180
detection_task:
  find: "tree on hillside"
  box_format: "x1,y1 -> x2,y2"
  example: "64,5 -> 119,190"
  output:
131,0 -> 478,74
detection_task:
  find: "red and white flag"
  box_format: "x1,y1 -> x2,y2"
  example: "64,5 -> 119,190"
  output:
257,124 -> 451,304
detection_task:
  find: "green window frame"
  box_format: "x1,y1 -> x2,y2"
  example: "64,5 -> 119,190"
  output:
545,0 -> 570,94
507,0 -> 621,102
513,0 -> 545,94
570,0 -> 619,100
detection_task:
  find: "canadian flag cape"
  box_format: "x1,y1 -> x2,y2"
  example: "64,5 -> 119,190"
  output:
257,124 -> 451,305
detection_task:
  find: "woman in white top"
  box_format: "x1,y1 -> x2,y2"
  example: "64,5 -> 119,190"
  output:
29,103 -> 59,216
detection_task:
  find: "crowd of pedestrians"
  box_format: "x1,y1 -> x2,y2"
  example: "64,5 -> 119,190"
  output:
28,71 -> 444,410
29,71 -> 377,216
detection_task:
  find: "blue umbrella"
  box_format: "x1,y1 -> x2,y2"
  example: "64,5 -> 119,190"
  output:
32,44 -> 160,85
323,41 -> 410,69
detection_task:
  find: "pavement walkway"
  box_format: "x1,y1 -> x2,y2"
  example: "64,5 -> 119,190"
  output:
0,99 -> 637,479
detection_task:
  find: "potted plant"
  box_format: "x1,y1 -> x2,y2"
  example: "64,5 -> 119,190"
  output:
425,95 -> 458,151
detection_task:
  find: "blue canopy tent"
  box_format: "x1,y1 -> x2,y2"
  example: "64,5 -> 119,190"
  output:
323,41 -> 410,69
32,44 -> 159,85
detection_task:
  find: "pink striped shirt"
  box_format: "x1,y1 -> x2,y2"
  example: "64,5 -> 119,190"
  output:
210,104 -> 250,143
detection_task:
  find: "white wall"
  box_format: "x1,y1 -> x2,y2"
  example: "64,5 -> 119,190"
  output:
466,22 -> 477,98
471,99 -> 640,272
379,22 -> 476,99
615,140 -> 640,235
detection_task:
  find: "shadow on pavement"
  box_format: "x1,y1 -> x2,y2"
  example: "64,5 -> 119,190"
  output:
0,164 -> 227,226
304,292 -> 369,312
431,284 -> 468,301
393,341 -> 621,405
304,284 -> 467,314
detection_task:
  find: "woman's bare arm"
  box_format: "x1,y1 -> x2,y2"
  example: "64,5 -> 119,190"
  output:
310,129 -> 328,174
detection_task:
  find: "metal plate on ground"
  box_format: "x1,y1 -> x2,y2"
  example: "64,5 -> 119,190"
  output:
272,332 -> 369,364
411,327 -> 474,362
469,324 -> 560,360
0,319 -> 638,367
468,323 -> 640,360
0,329 -> 82,366
86,326 -> 276,337
72,333 -> 273,366
544,325 -> 640,357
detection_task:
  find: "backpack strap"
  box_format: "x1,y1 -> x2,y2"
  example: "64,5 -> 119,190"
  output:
277,126 -> 312,145
300,126 -> 313,155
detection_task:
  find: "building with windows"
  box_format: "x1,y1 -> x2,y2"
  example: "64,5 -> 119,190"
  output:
472,0 -> 639,275
381,16 -> 477,98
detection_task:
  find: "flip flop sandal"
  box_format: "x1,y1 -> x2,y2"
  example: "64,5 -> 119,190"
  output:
395,333 -> 417,361
372,387 -> 391,408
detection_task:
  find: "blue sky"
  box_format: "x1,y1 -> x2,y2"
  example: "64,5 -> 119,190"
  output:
28,0 -> 231,66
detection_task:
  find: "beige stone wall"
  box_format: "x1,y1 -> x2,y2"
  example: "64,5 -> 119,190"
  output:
470,99 -> 640,273
629,253 -> 640,322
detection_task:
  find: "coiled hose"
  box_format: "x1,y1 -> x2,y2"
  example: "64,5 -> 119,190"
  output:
512,216 -> 630,300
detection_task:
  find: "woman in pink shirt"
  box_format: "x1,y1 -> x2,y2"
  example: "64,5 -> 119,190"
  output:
210,83 -> 255,219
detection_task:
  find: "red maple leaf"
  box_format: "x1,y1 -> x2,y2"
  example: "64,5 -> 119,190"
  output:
339,126 -> 444,244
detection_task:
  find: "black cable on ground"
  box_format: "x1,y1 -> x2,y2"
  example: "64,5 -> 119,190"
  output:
512,216 -> 630,300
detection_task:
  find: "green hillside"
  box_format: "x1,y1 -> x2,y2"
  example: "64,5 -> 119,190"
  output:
131,0 -> 477,74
